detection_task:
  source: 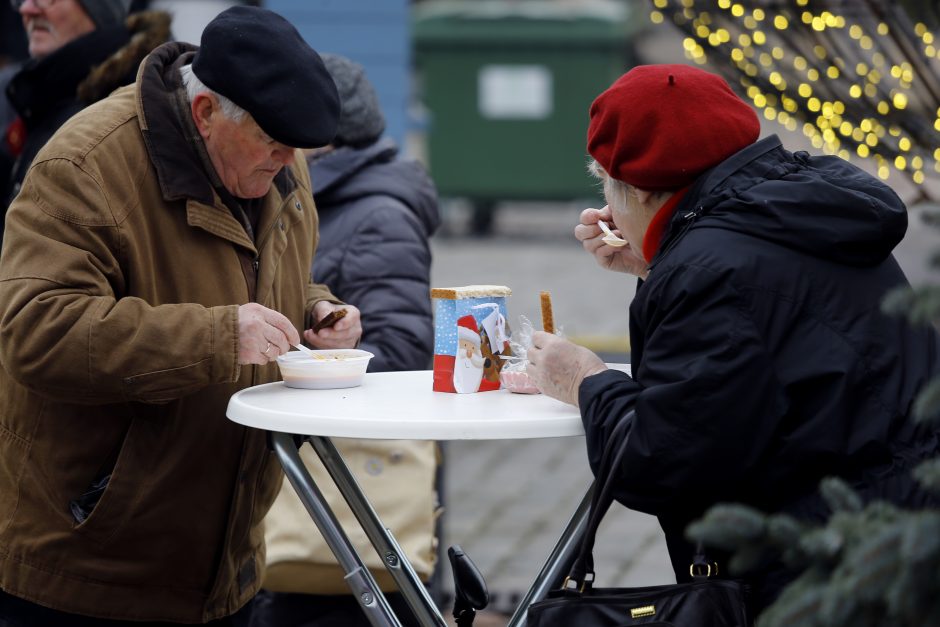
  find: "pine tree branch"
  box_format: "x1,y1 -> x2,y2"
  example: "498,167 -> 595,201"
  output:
913,457 -> 940,492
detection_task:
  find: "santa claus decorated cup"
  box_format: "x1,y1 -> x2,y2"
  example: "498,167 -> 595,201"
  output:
454,315 -> 485,393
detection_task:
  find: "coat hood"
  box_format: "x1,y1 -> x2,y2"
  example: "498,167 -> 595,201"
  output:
662,136 -> 908,267
308,137 -> 441,237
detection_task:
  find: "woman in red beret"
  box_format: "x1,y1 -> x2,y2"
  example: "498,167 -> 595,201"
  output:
527,64 -> 940,615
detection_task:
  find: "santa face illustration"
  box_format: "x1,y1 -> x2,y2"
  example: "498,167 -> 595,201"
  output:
454,315 -> 484,394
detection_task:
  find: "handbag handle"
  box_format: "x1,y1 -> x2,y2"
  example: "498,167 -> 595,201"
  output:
565,411 -> 713,591
565,412 -> 633,587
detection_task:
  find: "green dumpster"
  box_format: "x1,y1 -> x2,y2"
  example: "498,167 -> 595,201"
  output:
413,0 -> 646,208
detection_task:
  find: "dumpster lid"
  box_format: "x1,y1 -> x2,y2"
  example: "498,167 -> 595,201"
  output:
414,0 -> 644,46
415,0 -> 628,22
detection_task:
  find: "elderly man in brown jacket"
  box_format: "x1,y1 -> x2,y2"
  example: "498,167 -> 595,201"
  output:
0,7 -> 361,626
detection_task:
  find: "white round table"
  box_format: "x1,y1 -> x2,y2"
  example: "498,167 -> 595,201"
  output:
226,365 -> 631,627
227,369 -> 588,440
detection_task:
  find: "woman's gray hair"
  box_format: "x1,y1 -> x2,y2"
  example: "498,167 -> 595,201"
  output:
180,64 -> 247,122
588,158 -> 631,206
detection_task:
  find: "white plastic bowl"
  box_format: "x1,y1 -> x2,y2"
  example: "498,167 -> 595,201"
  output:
276,349 -> 374,389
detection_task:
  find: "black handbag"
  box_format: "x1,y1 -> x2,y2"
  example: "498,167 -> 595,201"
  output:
527,413 -> 750,626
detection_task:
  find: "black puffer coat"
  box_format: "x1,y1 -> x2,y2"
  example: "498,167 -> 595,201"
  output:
579,135 -> 940,609
2,12 -> 170,233
308,137 -> 441,372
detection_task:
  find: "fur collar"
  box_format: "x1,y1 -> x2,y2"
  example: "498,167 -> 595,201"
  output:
77,11 -> 171,104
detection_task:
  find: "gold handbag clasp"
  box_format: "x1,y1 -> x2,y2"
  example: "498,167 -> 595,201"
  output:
630,605 -> 656,618
561,572 -> 594,593
689,561 -> 719,578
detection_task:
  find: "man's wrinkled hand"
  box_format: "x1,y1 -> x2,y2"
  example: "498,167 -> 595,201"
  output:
237,302 -> 300,365
303,302 -> 362,349
575,206 -> 649,279
527,331 -> 607,407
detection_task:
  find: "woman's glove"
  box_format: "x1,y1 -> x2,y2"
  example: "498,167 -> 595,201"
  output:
527,331 -> 607,407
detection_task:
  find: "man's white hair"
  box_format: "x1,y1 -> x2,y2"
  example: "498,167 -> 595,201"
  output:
180,64 -> 247,122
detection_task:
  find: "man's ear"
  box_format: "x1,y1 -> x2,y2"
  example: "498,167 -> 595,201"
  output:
190,93 -> 217,139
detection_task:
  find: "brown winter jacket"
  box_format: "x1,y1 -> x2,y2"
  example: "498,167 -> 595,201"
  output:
0,42 -> 338,622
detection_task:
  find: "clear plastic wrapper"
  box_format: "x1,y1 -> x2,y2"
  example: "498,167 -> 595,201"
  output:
499,315 -> 564,394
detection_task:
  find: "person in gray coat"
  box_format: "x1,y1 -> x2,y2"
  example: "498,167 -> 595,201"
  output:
306,54 -> 441,372
252,54 -> 442,627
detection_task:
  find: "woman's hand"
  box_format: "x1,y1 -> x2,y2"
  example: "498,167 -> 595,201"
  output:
527,331 -> 607,407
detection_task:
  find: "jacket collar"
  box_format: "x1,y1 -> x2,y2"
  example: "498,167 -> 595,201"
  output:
647,135 -> 784,269
641,186 -> 689,263
694,135 -> 783,198
307,137 -> 398,195
137,42 -> 214,205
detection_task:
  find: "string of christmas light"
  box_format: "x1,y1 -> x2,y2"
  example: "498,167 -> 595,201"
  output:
648,0 -> 940,193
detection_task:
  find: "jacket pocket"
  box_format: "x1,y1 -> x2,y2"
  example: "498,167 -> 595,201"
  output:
121,358 -> 215,403
69,473 -> 111,524
71,420 -> 145,547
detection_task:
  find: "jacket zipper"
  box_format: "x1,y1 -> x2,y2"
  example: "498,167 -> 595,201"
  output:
249,198 -> 292,287
255,204 -> 286,257
647,206 -> 703,274
235,200 -> 293,582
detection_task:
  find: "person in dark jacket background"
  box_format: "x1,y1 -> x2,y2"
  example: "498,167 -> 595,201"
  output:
305,53 -> 441,373
527,64 -> 940,615
1,0 -> 171,242
0,1 -> 27,192
253,54 -> 441,627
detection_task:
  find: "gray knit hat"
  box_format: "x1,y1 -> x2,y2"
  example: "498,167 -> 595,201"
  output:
320,53 -> 386,148
77,0 -> 132,28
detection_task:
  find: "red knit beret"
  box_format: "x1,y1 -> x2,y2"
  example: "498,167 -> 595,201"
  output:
587,64 -> 760,190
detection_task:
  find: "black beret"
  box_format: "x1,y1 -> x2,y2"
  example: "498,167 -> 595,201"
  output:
192,6 -> 340,149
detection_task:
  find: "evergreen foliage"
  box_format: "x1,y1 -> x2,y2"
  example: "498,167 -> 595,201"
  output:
688,479 -> 940,625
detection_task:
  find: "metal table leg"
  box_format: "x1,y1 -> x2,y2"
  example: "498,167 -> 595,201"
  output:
276,429 -> 592,627
505,482 -> 595,627
270,432 -> 402,627
308,435 -> 448,627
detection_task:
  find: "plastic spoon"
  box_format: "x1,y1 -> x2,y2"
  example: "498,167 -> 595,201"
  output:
598,220 -> 628,247
293,344 -> 317,358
